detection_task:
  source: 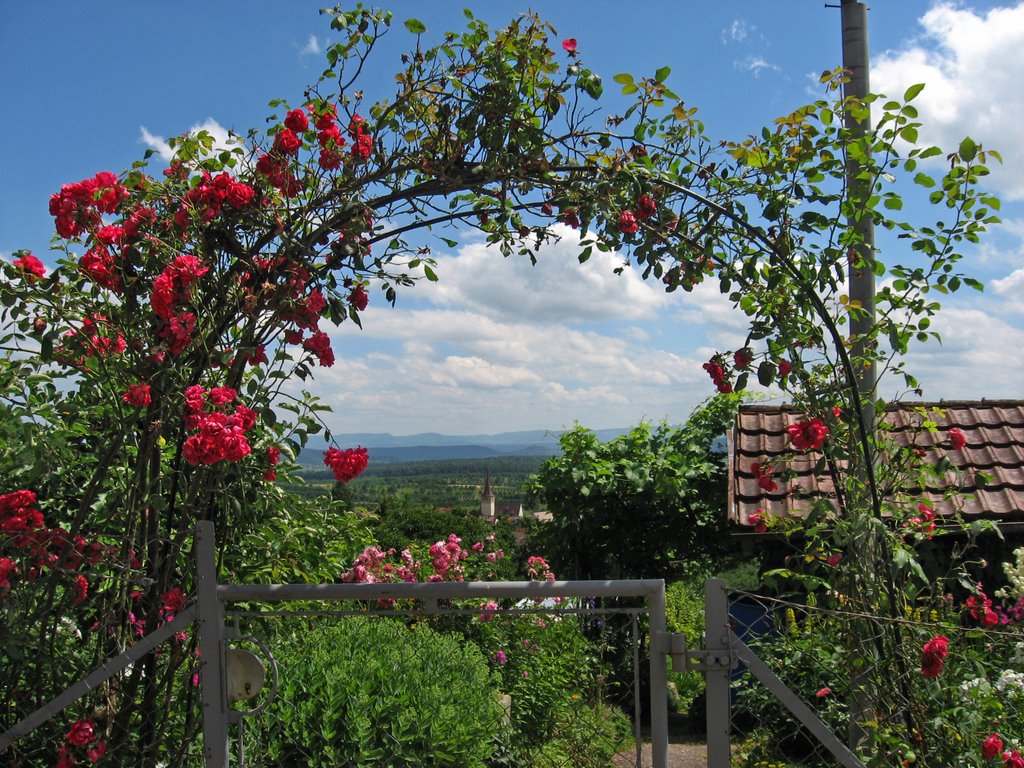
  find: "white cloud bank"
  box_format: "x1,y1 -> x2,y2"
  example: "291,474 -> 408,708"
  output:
873,1 -> 1024,200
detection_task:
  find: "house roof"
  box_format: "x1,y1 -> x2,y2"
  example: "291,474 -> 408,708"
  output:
729,400 -> 1024,527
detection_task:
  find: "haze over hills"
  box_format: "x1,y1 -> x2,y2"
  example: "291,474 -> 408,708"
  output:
297,428 -> 631,464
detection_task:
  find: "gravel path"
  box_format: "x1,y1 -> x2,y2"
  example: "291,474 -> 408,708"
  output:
614,739 -> 707,767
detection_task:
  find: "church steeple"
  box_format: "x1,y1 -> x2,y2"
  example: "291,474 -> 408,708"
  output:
480,470 -> 495,517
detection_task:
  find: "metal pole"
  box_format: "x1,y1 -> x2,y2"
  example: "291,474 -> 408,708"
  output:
648,580 -> 669,768
196,521 -> 229,768
704,579 -> 731,767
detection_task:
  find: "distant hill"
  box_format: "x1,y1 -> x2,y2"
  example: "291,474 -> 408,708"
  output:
296,428 -> 630,465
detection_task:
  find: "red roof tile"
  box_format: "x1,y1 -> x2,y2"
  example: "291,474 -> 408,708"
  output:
729,400 -> 1024,527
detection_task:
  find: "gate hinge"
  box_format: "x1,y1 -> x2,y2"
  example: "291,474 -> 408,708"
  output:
652,631 -> 734,672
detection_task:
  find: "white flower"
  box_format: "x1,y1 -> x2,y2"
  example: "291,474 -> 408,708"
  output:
995,669 -> 1024,697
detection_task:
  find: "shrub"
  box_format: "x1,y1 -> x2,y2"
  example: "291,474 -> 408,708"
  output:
259,617 -> 503,767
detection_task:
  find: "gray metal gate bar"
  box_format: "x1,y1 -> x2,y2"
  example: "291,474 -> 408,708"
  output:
731,634 -> 865,768
196,520 -> 228,768
704,579 -> 732,768
0,605 -> 197,754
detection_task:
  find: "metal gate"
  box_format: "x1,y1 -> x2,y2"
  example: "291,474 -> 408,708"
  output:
2,522 -> 866,767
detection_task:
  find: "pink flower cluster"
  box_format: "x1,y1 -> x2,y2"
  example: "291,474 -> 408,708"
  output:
263,445 -> 281,482
50,171 -> 129,239
902,502 -> 936,539
181,386 -> 257,466
323,446 -> 369,483
348,114 -> 374,163
339,533 -> 511,586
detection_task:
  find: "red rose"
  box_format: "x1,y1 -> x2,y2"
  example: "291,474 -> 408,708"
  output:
636,194 -> 656,221
284,108 -> 309,133
948,427 -> 967,450
920,634 -> 949,679
787,418 -> 829,451
982,733 -> 1004,760
122,383 -> 152,408
13,253 -> 46,279
815,687 -> 831,698
561,38 -> 577,53
348,285 -> 369,311
777,359 -> 792,377
1005,750 -> 1024,768
66,719 -> 96,746
750,462 -> 777,493
273,129 -> 302,156
618,210 -> 639,235
733,347 -> 753,369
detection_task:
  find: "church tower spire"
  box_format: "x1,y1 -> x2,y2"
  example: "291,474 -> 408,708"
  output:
480,470 -> 496,517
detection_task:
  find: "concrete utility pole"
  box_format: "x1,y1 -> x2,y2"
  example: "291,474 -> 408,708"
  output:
839,4 -> 877,757
841,0 -> 877,420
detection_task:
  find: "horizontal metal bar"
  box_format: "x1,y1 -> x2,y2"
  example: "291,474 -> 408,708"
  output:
0,605 -> 198,754
218,579 -> 664,602
226,606 -> 646,619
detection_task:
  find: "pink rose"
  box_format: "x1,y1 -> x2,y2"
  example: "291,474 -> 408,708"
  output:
948,427 -> 967,450
561,38 -> 577,53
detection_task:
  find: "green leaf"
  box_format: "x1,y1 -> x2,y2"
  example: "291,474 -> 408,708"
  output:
655,65 -> 671,83
959,136 -> 977,162
903,83 -> 925,102
403,18 -> 426,34
612,73 -> 634,85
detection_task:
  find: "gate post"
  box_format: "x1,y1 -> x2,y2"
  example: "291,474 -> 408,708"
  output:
648,581 -> 669,768
704,579 -> 731,767
196,521 -> 228,768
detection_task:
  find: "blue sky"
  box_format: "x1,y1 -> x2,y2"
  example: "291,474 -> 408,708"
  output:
2,1 -> 1022,436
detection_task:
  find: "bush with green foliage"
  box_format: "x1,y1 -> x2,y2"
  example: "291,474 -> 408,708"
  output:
258,617 -> 504,767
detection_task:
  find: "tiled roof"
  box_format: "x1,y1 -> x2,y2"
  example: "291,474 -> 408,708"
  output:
729,400 -> 1024,527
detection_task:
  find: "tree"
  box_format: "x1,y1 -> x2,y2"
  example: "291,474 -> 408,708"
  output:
0,4 -> 1004,766
530,396 -> 740,580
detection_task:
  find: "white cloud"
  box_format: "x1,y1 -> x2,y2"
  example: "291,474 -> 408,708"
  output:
991,267 -> 1024,311
138,118 -> 245,166
902,306 -> 1024,398
300,34 -> 323,58
736,55 -> 781,78
873,2 -> 1024,200
723,19 -> 753,45
418,225 -> 668,324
